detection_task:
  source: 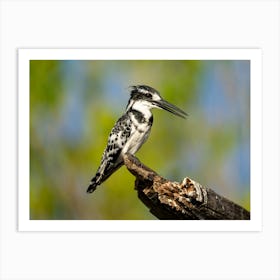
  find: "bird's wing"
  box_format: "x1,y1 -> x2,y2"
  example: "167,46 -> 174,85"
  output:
87,114 -> 132,193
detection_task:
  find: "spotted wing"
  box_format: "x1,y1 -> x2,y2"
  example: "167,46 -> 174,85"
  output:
87,114 -> 132,193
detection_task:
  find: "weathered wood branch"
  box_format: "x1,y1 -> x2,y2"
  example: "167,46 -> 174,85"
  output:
123,154 -> 250,220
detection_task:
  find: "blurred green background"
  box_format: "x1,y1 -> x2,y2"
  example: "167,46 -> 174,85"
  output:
30,60 -> 250,220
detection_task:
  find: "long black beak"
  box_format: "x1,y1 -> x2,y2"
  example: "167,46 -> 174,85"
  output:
153,99 -> 188,119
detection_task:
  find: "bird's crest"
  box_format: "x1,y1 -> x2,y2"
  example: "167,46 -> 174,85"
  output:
128,85 -> 161,99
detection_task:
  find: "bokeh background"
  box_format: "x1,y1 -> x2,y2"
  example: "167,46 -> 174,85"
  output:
30,60 -> 250,220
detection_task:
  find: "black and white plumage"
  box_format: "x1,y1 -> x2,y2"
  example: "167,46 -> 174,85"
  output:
87,85 -> 188,193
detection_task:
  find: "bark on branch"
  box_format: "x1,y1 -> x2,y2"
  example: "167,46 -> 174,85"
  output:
123,153 -> 250,220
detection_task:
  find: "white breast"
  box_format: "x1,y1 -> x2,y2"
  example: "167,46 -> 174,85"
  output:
122,116 -> 151,155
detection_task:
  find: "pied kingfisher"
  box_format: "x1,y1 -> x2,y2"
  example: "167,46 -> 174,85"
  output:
87,85 -> 188,193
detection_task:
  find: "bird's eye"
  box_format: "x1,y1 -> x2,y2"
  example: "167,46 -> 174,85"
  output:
145,93 -> 152,98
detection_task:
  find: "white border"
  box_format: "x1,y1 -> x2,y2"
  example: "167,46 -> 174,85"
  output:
18,49 -> 262,231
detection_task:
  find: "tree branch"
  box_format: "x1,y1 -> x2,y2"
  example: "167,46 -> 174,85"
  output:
123,153 -> 250,220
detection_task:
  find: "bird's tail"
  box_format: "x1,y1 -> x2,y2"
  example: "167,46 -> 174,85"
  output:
86,173 -> 101,193
86,161 -> 124,194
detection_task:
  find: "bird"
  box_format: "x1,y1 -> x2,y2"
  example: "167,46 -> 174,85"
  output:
86,85 -> 188,193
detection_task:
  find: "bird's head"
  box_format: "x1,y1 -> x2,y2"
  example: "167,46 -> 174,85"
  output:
127,85 -> 188,119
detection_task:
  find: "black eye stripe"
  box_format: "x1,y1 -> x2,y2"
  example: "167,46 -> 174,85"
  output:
144,93 -> 152,98
137,88 -> 152,96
